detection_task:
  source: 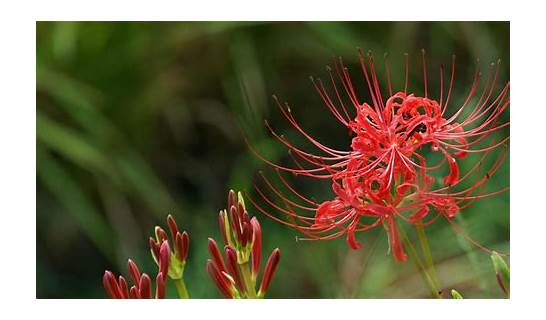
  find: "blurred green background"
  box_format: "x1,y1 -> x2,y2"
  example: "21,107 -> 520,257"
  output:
36,21 -> 509,298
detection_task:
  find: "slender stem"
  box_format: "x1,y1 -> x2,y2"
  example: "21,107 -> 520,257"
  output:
398,225 -> 442,299
414,222 -> 441,290
239,261 -> 258,298
173,278 -> 189,299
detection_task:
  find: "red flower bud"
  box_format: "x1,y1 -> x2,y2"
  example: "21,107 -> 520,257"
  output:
237,202 -> 245,219
139,273 -> 152,299
206,259 -> 233,298
208,238 -> 226,273
225,246 -> 244,293
250,217 -> 262,278
103,270 -> 122,299
156,273 -> 166,299
218,210 -> 229,245
159,240 -> 171,277
127,259 -> 141,289
229,206 -> 243,244
149,237 -> 160,261
242,210 -> 250,225
167,214 -> 179,240
228,189 -> 237,211
155,226 -> 168,242
118,275 -> 129,298
241,221 -> 251,247
259,248 -> 281,296
129,285 -> 139,299
175,231 -> 190,262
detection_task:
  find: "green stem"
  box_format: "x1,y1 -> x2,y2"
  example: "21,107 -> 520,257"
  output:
173,278 -> 189,299
415,222 -> 441,290
399,225 -> 442,299
239,261 -> 257,298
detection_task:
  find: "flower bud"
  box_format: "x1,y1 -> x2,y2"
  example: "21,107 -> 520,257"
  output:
155,226 -> 168,242
139,273 -> 152,299
118,275 -> 129,298
103,270 -> 122,299
219,210 -> 229,245
167,214 -> 179,240
250,217 -> 262,279
206,259 -> 234,298
258,248 -> 281,297
159,240 -> 171,278
491,251 -> 510,295
225,246 -> 244,293
129,285 -> 139,299
127,259 -> 141,288
241,221 -> 251,247
208,238 -> 227,273
149,237 -> 160,261
451,289 -> 463,299
156,273 -> 166,299
175,231 -> 190,262
228,189 -> 237,211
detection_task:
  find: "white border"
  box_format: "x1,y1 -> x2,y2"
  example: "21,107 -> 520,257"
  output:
1,0 -> 545,319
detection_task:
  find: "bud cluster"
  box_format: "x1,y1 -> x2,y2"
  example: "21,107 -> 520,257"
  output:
103,259 -> 165,299
103,214 -> 190,299
149,214 -> 190,280
207,190 -> 281,298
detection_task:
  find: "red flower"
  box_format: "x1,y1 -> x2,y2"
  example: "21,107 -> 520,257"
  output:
249,50 -> 509,261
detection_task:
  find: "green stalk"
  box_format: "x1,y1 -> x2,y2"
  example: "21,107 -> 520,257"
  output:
173,278 -> 189,299
414,222 -> 441,290
239,261 -> 258,298
398,225 -> 442,299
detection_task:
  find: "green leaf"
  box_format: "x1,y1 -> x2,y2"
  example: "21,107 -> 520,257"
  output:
37,146 -> 115,261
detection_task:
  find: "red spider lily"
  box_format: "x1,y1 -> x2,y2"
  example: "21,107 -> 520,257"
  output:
103,260 -> 166,299
207,190 -> 281,298
248,50 -> 509,261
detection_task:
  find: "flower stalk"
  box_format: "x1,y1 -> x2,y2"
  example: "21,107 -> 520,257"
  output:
414,221 -> 441,291
398,223 -> 442,298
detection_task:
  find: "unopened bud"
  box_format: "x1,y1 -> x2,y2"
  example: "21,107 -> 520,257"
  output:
206,259 -> 234,299
175,231 -> 190,262
156,273 -> 166,299
219,210 -> 230,245
159,241 -> 171,278
118,276 -> 129,298
451,289 -> 463,299
228,189 -> 237,211
167,214 -> 179,240
129,285 -> 139,299
225,246 -> 244,293
103,270 -> 122,299
491,251 -> 510,296
127,259 -> 141,288
139,273 -> 152,299
155,226 -> 168,242
250,217 -> 262,279
149,237 -> 160,262
208,238 -> 227,273
258,248 -> 281,297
